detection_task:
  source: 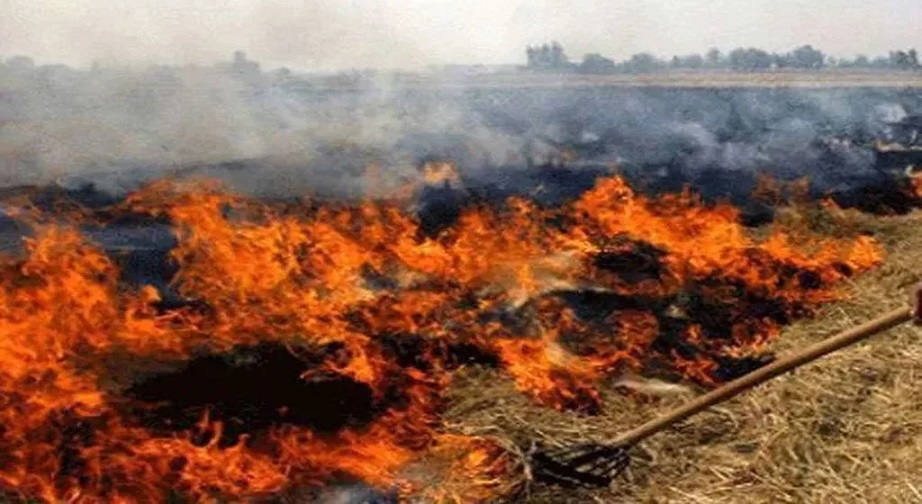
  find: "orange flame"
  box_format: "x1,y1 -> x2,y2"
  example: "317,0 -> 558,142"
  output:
0,170 -> 883,502
909,170 -> 922,199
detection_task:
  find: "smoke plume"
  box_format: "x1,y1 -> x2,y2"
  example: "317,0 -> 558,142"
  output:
2,58 -> 921,204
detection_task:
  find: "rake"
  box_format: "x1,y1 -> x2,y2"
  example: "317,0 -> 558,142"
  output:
531,303 -> 917,488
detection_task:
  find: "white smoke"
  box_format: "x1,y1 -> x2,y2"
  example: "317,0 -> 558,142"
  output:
2,55 -> 921,203
875,103 -> 908,124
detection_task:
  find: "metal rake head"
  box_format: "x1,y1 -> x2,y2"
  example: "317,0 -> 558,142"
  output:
530,442 -> 631,488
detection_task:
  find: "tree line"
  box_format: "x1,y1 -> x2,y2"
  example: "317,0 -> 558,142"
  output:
525,42 -> 921,74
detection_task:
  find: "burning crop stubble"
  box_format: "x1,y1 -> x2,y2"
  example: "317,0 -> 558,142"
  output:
0,164 -> 885,502
0,60 -> 919,502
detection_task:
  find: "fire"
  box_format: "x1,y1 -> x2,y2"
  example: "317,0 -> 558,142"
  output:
0,169 -> 883,502
908,168 -> 922,198
401,434 -> 520,503
420,161 -> 461,188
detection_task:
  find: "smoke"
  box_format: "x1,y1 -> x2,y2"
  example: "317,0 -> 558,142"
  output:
465,86 -> 919,199
0,61 -> 526,197
0,64 -> 271,184
875,102 -> 908,123
304,483 -> 397,504
2,57 -> 922,205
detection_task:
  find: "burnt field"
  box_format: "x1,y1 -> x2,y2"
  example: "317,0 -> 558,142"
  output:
2,78 -> 922,503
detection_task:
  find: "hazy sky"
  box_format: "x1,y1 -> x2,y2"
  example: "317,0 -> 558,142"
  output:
2,0 -> 921,71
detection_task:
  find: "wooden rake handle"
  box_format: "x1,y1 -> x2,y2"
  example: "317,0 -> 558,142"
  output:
611,305 -> 914,447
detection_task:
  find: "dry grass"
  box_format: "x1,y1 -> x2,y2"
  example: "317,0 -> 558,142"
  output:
443,207 -> 922,503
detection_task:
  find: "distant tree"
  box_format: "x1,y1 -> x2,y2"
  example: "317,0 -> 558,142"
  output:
523,43 -> 918,74
728,48 -> 773,71
220,50 -> 262,81
668,54 -> 704,69
770,52 -> 785,69
728,49 -> 745,69
624,52 -> 664,73
706,48 -> 723,67
679,54 -> 705,69
782,45 -> 825,69
871,56 -> 890,68
550,41 -> 568,66
525,41 -> 572,70
526,46 -> 537,67
843,58 -> 861,68
579,53 -> 616,74
889,49 -> 919,69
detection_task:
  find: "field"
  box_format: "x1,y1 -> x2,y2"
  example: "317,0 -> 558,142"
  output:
444,206 -> 922,503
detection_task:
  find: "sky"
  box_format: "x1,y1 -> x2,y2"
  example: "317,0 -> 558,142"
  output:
2,0 -> 921,71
